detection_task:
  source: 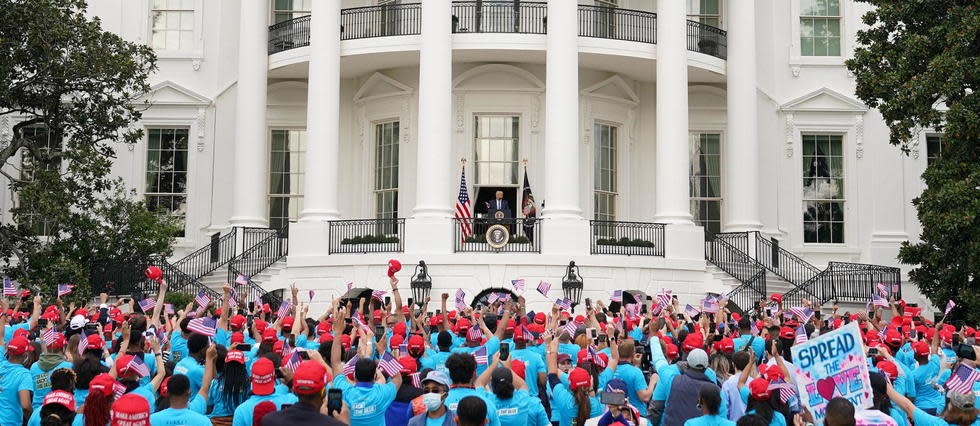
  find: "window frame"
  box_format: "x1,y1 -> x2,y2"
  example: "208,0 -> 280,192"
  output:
800,133 -> 846,245
144,127 -> 191,237
268,128 -> 307,231
16,124 -> 63,237
147,0 -> 202,56
687,0 -> 723,29
271,0 -> 312,25
593,121 -> 619,224
374,120 -> 400,224
789,0 -> 850,68
473,115 -> 521,188
689,131 -> 723,234
926,133 -> 943,166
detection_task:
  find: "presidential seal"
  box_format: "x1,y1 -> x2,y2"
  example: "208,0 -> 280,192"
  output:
485,224 -> 510,249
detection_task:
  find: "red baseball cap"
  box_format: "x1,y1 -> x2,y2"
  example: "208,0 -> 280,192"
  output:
749,378 -> 771,400
111,393 -> 151,426
511,359 -> 526,379
89,373 -> 118,397
43,390 -> 76,412
392,322 -> 408,337
779,327 -> 795,340
261,328 -> 278,343
273,340 -> 287,356
884,329 -> 902,346
682,333 -> 703,352
7,336 -> 34,356
231,332 -> 245,345
769,294 -> 783,303
281,316 -> 295,330
318,333 -> 334,344
389,334 -> 405,350
387,259 -> 402,277
505,319 -> 516,332
292,361 -> 329,395
226,350 -> 246,365
160,376 -> 171,397
230,315 -> 246,330
534,312 -> 546,324
317,321 -> 331,335
262,304 -> 271,314
715,337 -> 735,353
455,317 -> 471,333
568,367 -> 592,390
373,310 -> 384,322
408,334 -> 425,352
912,340 -> 930,356
47,332 -> 66,350
251,358 -> 276,396
577,349 -> 591,365
876,361 -> 898,381
665,344 -> 679,359
254,319 -> 268,333
115,355 -> 146,378
398,356 -> 417,374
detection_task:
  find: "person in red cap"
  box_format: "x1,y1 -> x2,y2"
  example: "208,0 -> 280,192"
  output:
30,327 -> 72,409
328,305 -> 401,426
260,359 -> 348,426
36,389 -> 76,426
384,356 -> 424,426
909,326 -> 944,414
0,335 -> 35,425
231,357 -> 299,426
545,331 -> 596,426
509,325 -> 547,397
743,377 -> 787,426
113,335 -> 167,407
110,393 -> 152,426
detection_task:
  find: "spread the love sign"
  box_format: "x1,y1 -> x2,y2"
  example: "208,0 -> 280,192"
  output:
790,322 -> 871,424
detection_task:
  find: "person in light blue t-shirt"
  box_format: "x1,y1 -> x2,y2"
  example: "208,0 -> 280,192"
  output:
150,374 -> 212,426
683,385 -> 735,426
330,358 -> 401,426
0,336 -> 38,426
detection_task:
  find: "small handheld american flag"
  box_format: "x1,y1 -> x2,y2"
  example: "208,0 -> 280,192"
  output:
137,298 -> 156,313
794,326 -> 809,344
455,288 -> 466,303
946,364 -> 980,393
113,382 -> 127,400
555,298 -> 571,311
946,300 -> 956,316
684,304 -> 701,317
194,290 -> 210,308
871,294 -> 889,308
467,326 -> 484,341
487,293 -> 500,304
562,320 -> 578,336
57,284 -> 74,297
409,372 -> 421,388
77,331 -> 88,355
511,279 -> 525,292
284,351 -> 302,372
309,290 -> 315,301
346,282 -> 354,292
235,274 -> 249,286
656,289 -> 672,307
536,281 -> 551,297
41,328 -> 60,346
378,351 -> 402,376
127,356 -> 151,378
790,307 -> 814,323
473,346 -> 488,365
372,289 -> 387,302
611,290 -> 623,302
277,301 -> 293,318
588,345 -> 607,367
3,277 -> 18,296
876,283 -> 890,297
768,381 -> 796,404
342,355 -> 359,376
188,317 -> 217,337
518,326 -> 535,342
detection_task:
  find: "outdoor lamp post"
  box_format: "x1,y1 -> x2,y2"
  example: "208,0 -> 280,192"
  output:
562,261 -> 583,308
410,260 -> 432,308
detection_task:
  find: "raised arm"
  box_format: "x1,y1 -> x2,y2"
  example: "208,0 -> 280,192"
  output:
198,344 -> 218,401
390,276 -> 405,323
150,280 -> 167,328
330,305 -> 347,377
149,338 -> 167,391
217,285 -> 232,330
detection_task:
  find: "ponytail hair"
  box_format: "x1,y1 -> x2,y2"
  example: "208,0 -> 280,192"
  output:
83,391 -> 112,426
574,386 -> 591,426
39,403 -> 74,426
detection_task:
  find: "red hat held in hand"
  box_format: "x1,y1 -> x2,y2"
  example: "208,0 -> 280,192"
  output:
387,259 -> 402,277
144,266 -> 164,283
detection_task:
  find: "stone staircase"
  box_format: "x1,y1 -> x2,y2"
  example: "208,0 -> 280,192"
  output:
199,260 -> 287,294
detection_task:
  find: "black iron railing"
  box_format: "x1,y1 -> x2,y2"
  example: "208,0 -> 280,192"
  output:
451,1 -> 547,34
590,220 -> 665,256
578,5 -> 656,44
342,3 -> 422,40
752,231 -> 821,289
226,226 -> 289,307
269,15 -> 311,54
687,20 -> 727,59
705,231 -> 767,313
782,262 -> 902,307
170,229 -> 238,283
453,217 -> 540,253
328,219 -> 405,254
90,258 -> 151,296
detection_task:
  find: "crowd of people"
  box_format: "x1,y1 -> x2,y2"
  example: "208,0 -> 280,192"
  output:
0,275 -> 977,426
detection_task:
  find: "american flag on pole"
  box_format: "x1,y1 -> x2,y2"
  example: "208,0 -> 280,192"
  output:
511,279 -> 525,292
790,307 -> 814,323
684,304 -> 701,317
467,325 -> 484,341
876,283 -> 890,297
284,351 -> 302,372
455,168 -> 473,241
113,382 -> 127,400
518,326 -> 535,342
536,281 -> 551,297
768,381 -> 797,404
409,372 -> 422,388
346,282 -> 353,292
3,277 -> 17,296
946,300 -> 956,316
947,364 -> 980,393
473,346 -> 489,365
455,288 -> 466,303
878,326 -> 888,340
487,293 -> 500,304
227,289 -> 238,309
57,284 -> 74,297
235,274 -> 249,286
277,301 -> 292,319
795,326 -> 809,344
702,297 -> 720,314
194,290 -> 210,308
138,298 -> 156,313
41,328 -> 60,346
126,356 -> 151,378
588,345 -> 607,367
308,290 -> 315,302
77,331 -> 88,355
656,289 -> 673,307
611,290 -> 623,302
378,351 -> 402,376
871,293 -> 890,308
351,314 -> 371,332
188,317 -> 217,337
562,320 -> 578,336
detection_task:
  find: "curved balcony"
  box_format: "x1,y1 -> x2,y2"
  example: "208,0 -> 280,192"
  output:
267,3 -> 728,60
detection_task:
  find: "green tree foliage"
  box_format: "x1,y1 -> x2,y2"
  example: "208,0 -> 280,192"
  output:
0,0 -> 177,298
846,0 -> 979,320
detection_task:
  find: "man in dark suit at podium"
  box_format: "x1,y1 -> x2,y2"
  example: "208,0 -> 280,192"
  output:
485,191 -> 512,235
489,191 -> 510,213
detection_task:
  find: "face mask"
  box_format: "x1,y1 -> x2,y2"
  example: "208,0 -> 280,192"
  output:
423,392 -> 443,411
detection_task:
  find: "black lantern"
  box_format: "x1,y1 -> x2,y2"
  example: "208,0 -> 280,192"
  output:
410,260 -> 432,308
562,261 -> 584,308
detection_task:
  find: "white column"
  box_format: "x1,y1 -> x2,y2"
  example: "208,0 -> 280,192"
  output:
412,0 -> 453,219
405,0 -> 454,254
653,0 -> 693,225
541,0 -> 581,220
724,0 -> 762,231
229,0 -> 270,227
300,0 -> 341,221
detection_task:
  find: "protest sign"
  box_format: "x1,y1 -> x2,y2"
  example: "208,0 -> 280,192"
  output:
790,321 -> 871,424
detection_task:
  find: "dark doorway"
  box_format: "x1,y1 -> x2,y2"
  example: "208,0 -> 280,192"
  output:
474,186 -> 518,217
